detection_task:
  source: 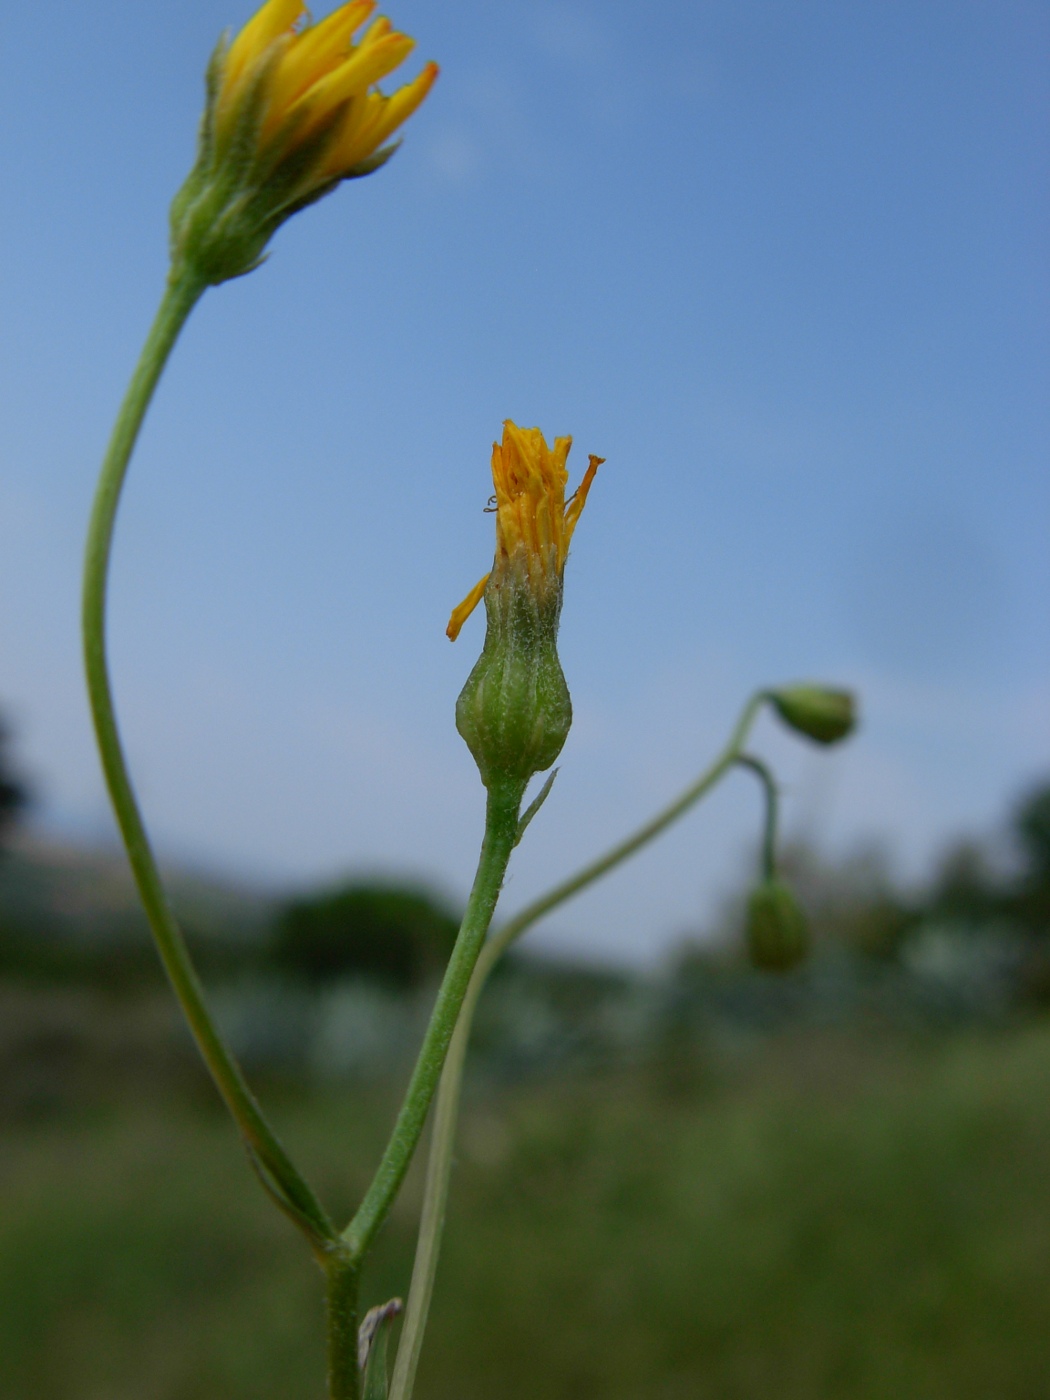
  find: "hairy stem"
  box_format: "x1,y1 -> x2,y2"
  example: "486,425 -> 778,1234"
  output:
325,1250 -> 362,1400
389,692 -> 767,1400
82,271 -> 334,1246
341,778 -> 524,1265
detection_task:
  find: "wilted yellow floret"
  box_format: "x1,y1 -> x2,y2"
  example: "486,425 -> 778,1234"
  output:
448,422 -> 602,641
218,0 -> 438,180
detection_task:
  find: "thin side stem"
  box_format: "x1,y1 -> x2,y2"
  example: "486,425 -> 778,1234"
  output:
82,271 -> 334,1246
735,753 -> 779,882
341,778 -> 524,1264
487,692 -> 766,969
385,930 -> 486,1400
389,691 -> 768,1400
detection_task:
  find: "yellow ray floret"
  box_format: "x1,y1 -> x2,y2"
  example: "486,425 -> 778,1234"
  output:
447,422 -> 602,641
217,0 -> 438,177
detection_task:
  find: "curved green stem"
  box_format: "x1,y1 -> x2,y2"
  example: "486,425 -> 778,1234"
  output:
735,753 -> 779,882
388,691 -> 767,1400
341,777 -> 524,1264
82,271 -> 335,1247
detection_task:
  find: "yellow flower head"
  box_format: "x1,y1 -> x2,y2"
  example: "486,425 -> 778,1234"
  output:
218,0 -> 438,180
450,424 -> 602,793
447,422 -> 602,641
170,0 -> 437,285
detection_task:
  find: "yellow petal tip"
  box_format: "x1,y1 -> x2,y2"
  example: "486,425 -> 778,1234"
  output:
447,573 -> 490,640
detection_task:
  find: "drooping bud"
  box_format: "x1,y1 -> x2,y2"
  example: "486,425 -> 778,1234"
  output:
170,0 -> 438,286
448,423 -> 602,795
745,879 -> 809,971
768,685 -> 856,746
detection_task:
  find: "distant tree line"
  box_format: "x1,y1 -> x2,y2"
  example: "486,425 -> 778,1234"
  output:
2,686 -> 1050,1019
916,782 -> 1050,1001
0,704 -> 463,989
664,778 -> 1050,1026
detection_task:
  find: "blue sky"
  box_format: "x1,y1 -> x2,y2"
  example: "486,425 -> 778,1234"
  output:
1,0 -> 1047,962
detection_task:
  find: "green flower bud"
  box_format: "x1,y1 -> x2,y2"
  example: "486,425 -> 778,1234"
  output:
455,570 -> 573,791
448,422 -> 602,793
745,879 -> 810,971
769,685 -> 857,746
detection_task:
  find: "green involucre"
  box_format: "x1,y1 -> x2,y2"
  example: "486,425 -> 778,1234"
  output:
455,570 -> 572,789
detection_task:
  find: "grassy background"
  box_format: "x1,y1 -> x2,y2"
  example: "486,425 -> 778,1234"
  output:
4,1022 -> 1050,1399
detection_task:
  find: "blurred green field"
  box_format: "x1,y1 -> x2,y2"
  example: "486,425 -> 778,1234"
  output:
4,1023 -> 1050,1399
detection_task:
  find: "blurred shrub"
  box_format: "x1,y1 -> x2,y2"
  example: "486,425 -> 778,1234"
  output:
1005,782 -> 1050,1001
0,713 -> 29,851
273,882 -> 459,989
1017,784 -> 1050,879
1014,783 -> 1050,932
